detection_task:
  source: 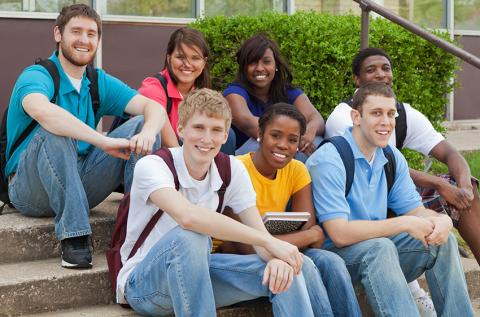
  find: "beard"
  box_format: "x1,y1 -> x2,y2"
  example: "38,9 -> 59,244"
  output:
59,41 -> 96,67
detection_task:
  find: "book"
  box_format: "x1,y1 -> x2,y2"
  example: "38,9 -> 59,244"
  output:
262,212 -> 310,235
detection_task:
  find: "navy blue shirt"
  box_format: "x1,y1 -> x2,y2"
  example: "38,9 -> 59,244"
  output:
223,82 -> 303,147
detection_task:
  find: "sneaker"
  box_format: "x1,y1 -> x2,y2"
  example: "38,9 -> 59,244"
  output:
413,288 -> 437,317
61,235 -> 92,269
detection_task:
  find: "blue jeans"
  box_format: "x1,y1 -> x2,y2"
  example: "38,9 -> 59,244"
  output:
235,136 -> 323,163
8,116 -> 159,240
125,226 -> 333,317
303,248 -> 362,317
326,232 -> 473,317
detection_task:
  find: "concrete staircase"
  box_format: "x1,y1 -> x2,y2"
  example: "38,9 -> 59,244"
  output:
1,193 -> 479,317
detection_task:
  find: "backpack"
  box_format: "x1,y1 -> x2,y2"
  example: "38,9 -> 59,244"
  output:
343,98 -> 407,150
0,58 -> 99,212
105,148 -> 231,300
109,73 -> 172,132
319,136 -> 396,197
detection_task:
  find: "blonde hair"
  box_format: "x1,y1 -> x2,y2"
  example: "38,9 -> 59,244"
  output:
178,88 -> 232,130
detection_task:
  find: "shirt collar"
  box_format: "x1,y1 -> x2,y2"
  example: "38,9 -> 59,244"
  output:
343,128 -> 388,166
171,147 -> 223,192
49,51 -> 91,96
160,69 -> 184,100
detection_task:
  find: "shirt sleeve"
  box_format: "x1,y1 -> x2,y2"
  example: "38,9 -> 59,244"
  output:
223,83 -> 249,100
287,87 -> 304,104
307,145 -> 350,223
223,156 -> 257,214
402,103 -> 444,155
15,65 -> 55,108
387,148 -> 423,215
131,155 -> 175,205
324,103 -> 354,139
291,160 -> 312,195
97,70 -> 138,118
138,77 -> 168,110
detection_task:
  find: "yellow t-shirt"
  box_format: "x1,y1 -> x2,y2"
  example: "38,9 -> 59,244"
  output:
236,153 -> 311,216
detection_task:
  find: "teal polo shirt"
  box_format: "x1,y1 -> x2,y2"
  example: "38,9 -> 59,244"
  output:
5,52 -> 137,176
306,128 -> 422,248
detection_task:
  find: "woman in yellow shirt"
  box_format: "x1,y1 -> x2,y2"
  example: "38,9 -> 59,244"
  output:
221,103 -> 361,316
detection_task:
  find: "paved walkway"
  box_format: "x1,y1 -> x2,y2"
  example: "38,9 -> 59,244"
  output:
445,120 -> 480,152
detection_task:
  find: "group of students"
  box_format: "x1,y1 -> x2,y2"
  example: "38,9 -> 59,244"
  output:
4,3 -> 480,317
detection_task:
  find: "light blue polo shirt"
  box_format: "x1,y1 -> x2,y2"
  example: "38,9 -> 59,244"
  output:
5,51 -> 137,176
306,128 -> 422,248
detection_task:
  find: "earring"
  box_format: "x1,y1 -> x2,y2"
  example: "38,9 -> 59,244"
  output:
256,137 -> 260,142
275,68 -> 278,71
296,147 -> 299,151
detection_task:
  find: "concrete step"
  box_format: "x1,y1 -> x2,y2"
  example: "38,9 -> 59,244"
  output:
0,193 -> 122,264
0,254 -> 112,317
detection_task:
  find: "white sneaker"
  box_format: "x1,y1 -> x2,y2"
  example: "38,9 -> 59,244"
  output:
413,288 -> 437,317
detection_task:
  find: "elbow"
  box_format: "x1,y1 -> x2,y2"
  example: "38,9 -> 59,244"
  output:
329,235 -> 350,248
177,214 -> 198,231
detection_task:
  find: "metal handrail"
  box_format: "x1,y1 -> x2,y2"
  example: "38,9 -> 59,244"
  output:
354,0 -> 480,70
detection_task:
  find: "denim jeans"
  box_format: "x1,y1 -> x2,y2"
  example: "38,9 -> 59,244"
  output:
235,136 -> 323,163
326,232 -> 473,317
303,248 -> 362,317
125,226 -> 333,317
8,116 -> 159,240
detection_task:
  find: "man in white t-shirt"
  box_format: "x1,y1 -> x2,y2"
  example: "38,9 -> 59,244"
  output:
325,47 -> 480,316
117,88 -> 328,317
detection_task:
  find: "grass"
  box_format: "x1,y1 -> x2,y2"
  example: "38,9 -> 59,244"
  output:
430,150 -> 480,257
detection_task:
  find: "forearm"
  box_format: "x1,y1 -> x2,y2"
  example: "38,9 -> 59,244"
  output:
275,229 -> 321,249
445,153 -> 472,189
140,100 -> 167,135
160,123 -> 180,147
306,113 -> 324,136
409,168 -> 448,190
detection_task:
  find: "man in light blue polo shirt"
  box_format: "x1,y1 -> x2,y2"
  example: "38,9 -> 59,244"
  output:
307,83 -> 473,316
6,4 -> 166,269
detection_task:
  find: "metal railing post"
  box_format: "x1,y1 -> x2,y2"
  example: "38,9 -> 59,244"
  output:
360,3 -> 370,49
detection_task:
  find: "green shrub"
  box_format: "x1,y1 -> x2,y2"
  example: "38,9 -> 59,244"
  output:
190,11 -> 458,169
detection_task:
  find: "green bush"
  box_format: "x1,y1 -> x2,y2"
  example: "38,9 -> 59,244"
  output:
190,11 -> 458,169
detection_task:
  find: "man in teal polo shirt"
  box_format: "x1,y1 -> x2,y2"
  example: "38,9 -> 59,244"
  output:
6,4 -> 166,269
307,83 -> 473,316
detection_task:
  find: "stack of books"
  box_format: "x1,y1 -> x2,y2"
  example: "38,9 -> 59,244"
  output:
262,212 -> 310,235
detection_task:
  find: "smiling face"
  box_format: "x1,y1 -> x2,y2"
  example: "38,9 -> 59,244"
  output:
167,43 -> 206,89
351,94 -> 397,155
259,114 -> 301,171
246,48 -> 276,92
54,16 -> 98,67
177,111 -> 228,179
354,55 -> 393,87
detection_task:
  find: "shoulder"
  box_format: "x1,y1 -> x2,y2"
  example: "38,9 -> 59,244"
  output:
287,86 -> 304,102
224,82 -> 248,99
307,142 -> 343,169
324,102 -> 353,138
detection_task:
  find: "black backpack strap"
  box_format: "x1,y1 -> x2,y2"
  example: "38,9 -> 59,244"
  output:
86,64 -> 100,116
153,73 -> 173,114
213,152 -> 231,212
320,136 -> 355,197
9,59 -> 61,159
382,145 -> 396,194
342,98 -> 353,107
395,101 -> 407,150
127,148 -> 179,260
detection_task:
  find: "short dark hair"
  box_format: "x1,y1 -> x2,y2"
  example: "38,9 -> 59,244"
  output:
55,4 -> 102,38
235,34 -> 293,105
352,47 -> 392,76
352,83 -> 396,113
258,103 -> 306,137
164,27 -> 211,89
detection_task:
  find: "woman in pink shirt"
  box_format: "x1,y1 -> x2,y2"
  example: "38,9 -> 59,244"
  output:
138,27 -> 236,153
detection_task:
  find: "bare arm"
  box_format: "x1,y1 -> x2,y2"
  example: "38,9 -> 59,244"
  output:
293,94 -> 324,155
161,122 -> 180,148
323,207 -> 435,248
226,93 -> 260,139
149,187 -> 303,273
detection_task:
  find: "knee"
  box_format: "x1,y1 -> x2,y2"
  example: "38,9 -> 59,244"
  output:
362,238 -> 398,264
173,229 -> 211,258
300,256 -> 319,280
34,127 -> 75,150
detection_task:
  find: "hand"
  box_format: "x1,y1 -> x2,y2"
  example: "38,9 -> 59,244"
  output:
308,225 -> 325,249
299,131 -> 316,155
265,237 -> 303,275
262,258 -> 294,294
426,215 -> 453,246
404,216 -> 435,247
129,131 -> 157,157
101,137 -> 131,160
438,181 -> 472,210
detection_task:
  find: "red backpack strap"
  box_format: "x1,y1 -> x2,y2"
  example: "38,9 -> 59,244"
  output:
214,153 -> 231,213
127,148 -> 179,259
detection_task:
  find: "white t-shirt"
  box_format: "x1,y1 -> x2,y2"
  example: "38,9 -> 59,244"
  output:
66,74 -> 82,93
116,147 -> 257,303
324,101 -> 444,156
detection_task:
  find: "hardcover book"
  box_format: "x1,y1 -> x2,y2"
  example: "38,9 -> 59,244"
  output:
262,212 -> 310,235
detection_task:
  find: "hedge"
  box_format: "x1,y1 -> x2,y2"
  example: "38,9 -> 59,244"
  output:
190,11 -> 458,168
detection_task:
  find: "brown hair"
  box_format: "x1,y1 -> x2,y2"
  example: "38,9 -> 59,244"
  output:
178,88 -> 231,130
352,82 -> 396,113
55,4 -> 102,37
164,27 -> 211,89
